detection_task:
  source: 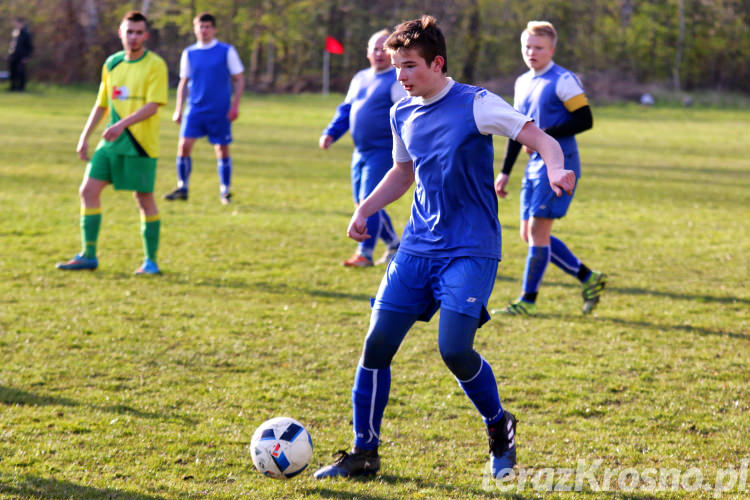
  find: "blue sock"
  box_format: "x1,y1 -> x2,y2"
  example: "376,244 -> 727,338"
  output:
177,156 -> 192,189
458,357 -> 504,426
521,245 -> 550,302
550,236 -> 587,279
358,211 -> 382,258
352,363 -> 391,450
217,157 -> 232,195
378,210 -> 399,247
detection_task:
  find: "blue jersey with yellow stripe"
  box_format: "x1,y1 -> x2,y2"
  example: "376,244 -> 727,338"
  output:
514,63 -> 588,178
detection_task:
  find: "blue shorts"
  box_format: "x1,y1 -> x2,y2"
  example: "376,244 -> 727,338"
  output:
372,252 -> 497,326
351,149 -> 392,204
180,111 -> 232,145
520,150 -> 580,220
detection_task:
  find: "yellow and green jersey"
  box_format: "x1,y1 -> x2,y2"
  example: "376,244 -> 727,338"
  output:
95,50 -> 168,158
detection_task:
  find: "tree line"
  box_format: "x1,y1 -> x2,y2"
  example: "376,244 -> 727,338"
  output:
3,0 -> 750,97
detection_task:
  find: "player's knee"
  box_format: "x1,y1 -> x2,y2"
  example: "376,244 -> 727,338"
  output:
361,330 -> 397,369
79,180 -> 99,203
439,345 -> 475,378
177,140 -> 193,157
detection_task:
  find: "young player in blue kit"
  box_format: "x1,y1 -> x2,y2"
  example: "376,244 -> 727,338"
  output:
314,16 -> 576,480
164,12 -> 244,205
495,21 -> 606,316
320,30 -> 404,267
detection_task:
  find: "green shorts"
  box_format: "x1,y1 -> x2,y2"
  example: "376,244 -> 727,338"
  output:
85,148 -> 157,193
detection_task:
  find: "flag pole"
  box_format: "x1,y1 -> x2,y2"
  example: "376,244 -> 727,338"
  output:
322,51 -> 330,96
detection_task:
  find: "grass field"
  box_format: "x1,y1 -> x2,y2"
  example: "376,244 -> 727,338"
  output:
1,85 -> 748,500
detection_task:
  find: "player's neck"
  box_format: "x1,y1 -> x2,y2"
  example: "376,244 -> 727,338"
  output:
421,75 -> 450,100
125,48 -> 146,60
196,38 -> 216,47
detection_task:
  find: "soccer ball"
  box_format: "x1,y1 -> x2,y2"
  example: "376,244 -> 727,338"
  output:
250,416 -> 313,479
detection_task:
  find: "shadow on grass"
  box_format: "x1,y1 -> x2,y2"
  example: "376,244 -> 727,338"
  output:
598,315 -> 749,340
181,276 -> 374,301
313,476 -> 671,499
542,279 -> 750,306
0,386 -> 77,407
0,386 -> 196,424
0,475 -> 166,500
531,308 -> 748,340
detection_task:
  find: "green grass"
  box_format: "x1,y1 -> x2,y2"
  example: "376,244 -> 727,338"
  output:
1,84 -> 748,499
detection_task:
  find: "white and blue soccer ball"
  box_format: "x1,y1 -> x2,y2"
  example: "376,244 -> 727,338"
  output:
250,416 -> 313,479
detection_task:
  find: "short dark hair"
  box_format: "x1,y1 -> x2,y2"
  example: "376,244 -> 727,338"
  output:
194,12 -> 216,26
122,10 -> 148,26
385,15 -> 448,74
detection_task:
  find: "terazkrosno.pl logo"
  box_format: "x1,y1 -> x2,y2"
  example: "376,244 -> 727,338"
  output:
482,459 -> 749,498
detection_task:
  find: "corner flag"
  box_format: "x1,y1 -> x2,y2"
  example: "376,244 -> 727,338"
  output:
325,36 -> 344,54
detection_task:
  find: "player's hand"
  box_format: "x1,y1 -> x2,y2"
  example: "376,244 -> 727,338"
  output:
172,110 -> 182,124
523,145 -> 535,155
227,107 -> 239,122
495,173 -> 510,198
347,210 -> 371,242
319,135 -> 333,150
548,168 -> 576,197
76,138 -> 89,162
101,122 -> 125,142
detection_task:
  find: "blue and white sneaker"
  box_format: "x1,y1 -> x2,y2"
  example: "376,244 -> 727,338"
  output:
488,411 -> 517,478
313,447 -> 380,479
134,259 -> 161,275
56,253 -> 98,271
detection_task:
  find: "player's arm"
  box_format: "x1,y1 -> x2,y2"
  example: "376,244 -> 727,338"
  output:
174,49 -> 190,124
77,103 -> 108,162
516,122 -> 575,197
543,104 -> 592,138
319,101 -> 351,150
101,102 -> 161,142
543,73 -> 593,138
173,77 -> 189,124
320,73 -> 359,149
495,139 -> 522,198
226,46 -> 245,121
228,73 -> 244,121
347,160 -> 414,241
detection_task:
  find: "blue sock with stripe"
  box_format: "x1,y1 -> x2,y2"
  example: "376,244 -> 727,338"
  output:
217,157 -> 232,195
522,245 -> 550,303
379,210 -> 398,247
352,363 -> 390,450
458,357 -> 504,426
550,236 -> 591,282
177,156 -> 192,189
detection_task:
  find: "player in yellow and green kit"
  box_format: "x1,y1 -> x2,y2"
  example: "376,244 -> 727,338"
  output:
56,11 -> 168,274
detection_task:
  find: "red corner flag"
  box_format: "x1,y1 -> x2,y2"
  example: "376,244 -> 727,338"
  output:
325,36 -> 344,54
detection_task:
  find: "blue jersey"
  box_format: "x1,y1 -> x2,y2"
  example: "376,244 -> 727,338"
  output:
391,82 -> 527,260
323,68 -> 402,155
514,63 -> 587,178
184,42 -> 233,115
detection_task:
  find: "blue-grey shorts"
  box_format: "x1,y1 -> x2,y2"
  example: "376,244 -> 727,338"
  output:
180,111 -> 232,145
371,252 -> 497,327
521,150 -> 580,220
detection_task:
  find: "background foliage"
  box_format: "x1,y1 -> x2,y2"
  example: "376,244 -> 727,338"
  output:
2,0 -> 750,96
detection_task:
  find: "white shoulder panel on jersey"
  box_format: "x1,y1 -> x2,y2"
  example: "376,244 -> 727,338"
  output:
556,71 -> 586,103
391,118 -> 411,163
227,45 -> 245,75
473,89 -> 531,140
179,49 -> 190,79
